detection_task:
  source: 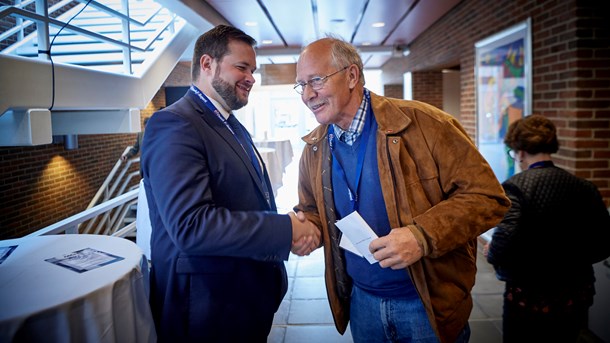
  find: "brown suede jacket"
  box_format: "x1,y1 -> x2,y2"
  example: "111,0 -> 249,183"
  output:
294,92 -> 510,343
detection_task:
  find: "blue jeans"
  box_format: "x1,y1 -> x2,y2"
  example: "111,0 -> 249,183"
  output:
350,285 -> 471,343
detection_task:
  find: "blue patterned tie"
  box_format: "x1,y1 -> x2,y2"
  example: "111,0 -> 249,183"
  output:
226,114 -> 263,180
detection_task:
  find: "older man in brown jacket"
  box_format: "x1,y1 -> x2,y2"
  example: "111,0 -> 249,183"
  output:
293,36 -> 510,343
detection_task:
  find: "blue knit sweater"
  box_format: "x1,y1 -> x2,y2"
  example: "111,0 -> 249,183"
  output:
332,118 -> 417,298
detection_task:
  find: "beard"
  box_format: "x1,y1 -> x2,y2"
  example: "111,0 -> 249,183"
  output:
212,69 -> 248,111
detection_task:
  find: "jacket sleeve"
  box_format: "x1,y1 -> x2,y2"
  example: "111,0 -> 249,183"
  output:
141,109 -> 292,261
294,142 -> 324,243
486,182 -> 523,267
406,114 -> 511,257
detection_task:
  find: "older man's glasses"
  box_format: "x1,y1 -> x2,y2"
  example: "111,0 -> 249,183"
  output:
293,66 -> 350,95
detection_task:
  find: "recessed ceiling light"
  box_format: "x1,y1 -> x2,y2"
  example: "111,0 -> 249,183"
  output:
362,42 -> 371,46
262,40 -> 273,44
372,22 -> 385,28
245,21 -> 258,26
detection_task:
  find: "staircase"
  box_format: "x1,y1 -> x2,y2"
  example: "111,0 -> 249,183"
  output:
0,0 -> 199,146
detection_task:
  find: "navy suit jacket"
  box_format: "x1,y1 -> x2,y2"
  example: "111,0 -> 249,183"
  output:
141,90 -> 292,342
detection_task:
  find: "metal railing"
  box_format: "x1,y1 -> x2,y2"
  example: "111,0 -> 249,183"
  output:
79,146 -> 141,235
0,0 -> 178,74
27,187 -> 139,237
29,145 -> 142,237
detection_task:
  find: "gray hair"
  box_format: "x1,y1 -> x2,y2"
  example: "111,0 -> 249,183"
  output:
322,34 -> 366,86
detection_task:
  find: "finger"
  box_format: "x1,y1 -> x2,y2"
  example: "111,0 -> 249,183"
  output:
293,243 -> 310,256
296,211 -> 306,222
378,256 -> 407,270
292,245 -> 307,256
368,237 -> 385,254
372,244 -> 394,262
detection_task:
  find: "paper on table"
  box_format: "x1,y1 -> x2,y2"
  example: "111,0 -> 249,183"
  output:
45,248 -> 124,273
335,211 -> 378,264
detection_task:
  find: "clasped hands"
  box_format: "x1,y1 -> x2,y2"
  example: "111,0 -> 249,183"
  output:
289,211 -> 320,256
288,216 -> 423,267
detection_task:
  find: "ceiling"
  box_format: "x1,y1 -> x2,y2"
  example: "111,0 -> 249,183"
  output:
160,0 -> 463,69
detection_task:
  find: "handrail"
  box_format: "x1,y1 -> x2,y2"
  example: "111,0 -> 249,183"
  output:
136,14 -> 177,51
26,188 -> 139,236
89,169 -> 139,235
81,147 -> 140,235
86,146 -> 132,209
74,0 -> 156,26
112,220 -> 136,237
14,0 -> 37,9
0,0 -> 71,43
0,6 -> 146,52
1,0 -> 178,74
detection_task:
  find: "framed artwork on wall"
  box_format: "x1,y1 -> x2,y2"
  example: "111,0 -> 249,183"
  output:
475,18 -> 532,183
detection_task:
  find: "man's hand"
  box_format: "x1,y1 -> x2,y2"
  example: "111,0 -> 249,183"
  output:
289,211 -> 320,256
369,228 -> 423,269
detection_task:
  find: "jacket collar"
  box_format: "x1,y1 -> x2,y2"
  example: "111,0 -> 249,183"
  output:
302,91 -> 412,145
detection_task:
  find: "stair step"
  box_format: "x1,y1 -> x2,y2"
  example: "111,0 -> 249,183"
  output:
39,31 -> 166,45
14,38 -> 163,56
69,15 -> 171,28
49,23 -> 164,36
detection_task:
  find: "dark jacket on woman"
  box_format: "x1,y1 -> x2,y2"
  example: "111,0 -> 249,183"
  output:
487,161 -> 610,295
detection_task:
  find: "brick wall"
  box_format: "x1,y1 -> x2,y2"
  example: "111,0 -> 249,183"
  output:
0,89 -> 165,239
384,84 -> 403,99
164,61 -> 191,86
412,71 -> 443,109
403,0 -> 610,206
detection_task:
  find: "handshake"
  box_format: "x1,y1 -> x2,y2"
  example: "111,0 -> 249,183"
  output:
289,211 -> 321,256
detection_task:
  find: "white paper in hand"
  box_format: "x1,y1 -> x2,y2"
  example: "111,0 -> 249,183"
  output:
335,211 -> 378,264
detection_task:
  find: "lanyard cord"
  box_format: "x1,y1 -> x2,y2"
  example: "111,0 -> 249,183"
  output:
189,85 -> 251,155
328,91 -> 373,212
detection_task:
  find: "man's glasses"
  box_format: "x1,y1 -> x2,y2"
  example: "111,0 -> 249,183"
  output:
506,149 -> 517,160
293,66 -> 350,95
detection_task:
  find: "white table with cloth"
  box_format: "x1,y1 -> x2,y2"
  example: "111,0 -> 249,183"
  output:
254,138 -> 294,172
0,234 -> 156,343
255,139 -> 294,197
258,147 -> 283,197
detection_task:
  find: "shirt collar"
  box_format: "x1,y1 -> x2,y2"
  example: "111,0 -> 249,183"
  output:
333,88 -> 369,144
208,97 -> 231,120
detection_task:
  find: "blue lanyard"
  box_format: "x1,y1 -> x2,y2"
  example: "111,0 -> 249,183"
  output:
189,85 -> 251,153
328,92 -> 373,212
189,85 -> 271,206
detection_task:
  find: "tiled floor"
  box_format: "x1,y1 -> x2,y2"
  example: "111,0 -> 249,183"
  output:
268,244 -> 504,343
269,150 -> 505,343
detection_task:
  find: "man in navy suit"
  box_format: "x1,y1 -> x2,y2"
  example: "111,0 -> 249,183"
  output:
141,25 -> 320,342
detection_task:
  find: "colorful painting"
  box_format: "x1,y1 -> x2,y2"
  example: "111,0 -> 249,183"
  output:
475,19 -> 532,183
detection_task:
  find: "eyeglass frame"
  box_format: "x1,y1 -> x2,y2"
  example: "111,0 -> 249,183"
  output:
506,148 -> 517,160
293,65 -> 350,95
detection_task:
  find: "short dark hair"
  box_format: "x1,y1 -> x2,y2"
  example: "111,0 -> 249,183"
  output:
191,25 -> 257,82
504,114 -> 559,154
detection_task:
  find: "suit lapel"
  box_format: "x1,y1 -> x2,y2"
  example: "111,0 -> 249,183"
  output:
185,92 -> 273,209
